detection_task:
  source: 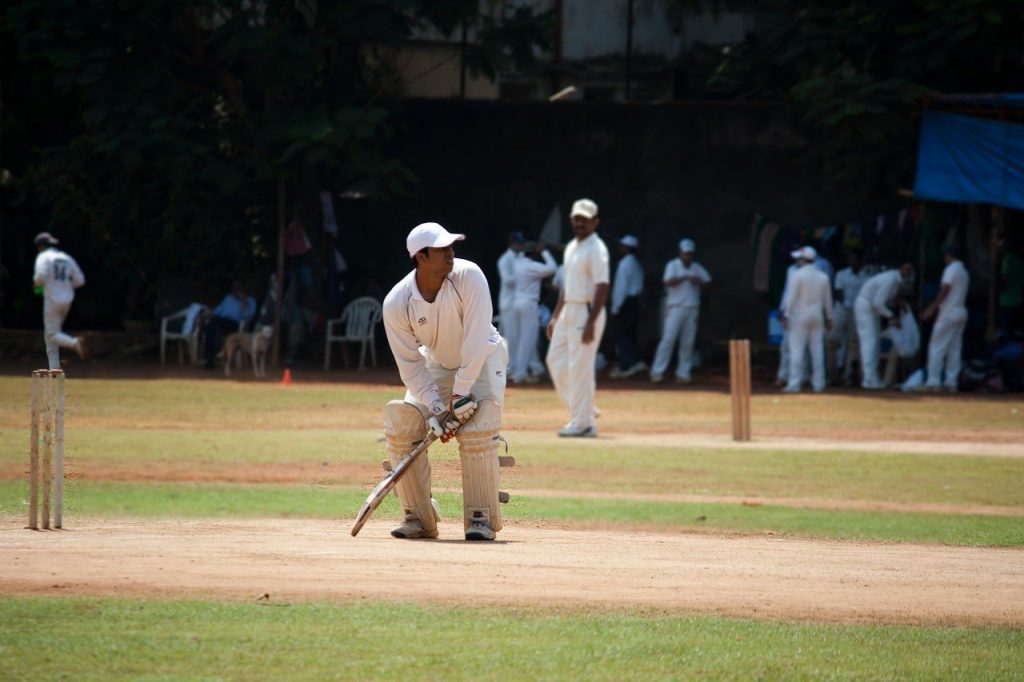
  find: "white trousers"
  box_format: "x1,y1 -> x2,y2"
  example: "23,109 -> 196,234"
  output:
43,299 -> 76,369
546,303 -> 605,430
403,339 -> 509,413
926,307 -> 967,388
500,303 -> 544,379
854,297 -> 882,387
829,305 -> 857,370
509,299 -> 540,381
786,313 -> 826,391
650,304 -> 699,379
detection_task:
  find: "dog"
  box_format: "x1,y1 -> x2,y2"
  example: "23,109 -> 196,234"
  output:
223,326 -> 274,378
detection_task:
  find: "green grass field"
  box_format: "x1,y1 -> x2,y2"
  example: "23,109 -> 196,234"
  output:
2,598 -> 1022,680
1,374 -> 1022,679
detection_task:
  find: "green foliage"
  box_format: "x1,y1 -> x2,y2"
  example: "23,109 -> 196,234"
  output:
0,0 -> 550,309
711,0 -> 1024,189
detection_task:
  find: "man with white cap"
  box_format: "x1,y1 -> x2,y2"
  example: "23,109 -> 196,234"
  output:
609,234 -> 646,379
32,232 -> 87,368
546,198 -> 610,437
649,238 -> 711,384
782,246 -> 833,393
381,222 -> 509,541
855,261 -> 915,389
919,244 -> 969,392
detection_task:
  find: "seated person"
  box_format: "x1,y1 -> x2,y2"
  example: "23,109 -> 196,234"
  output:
203,279 -> 257,369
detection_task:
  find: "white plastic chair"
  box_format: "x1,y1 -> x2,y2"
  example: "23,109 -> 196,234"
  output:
160,303 -> 207,365
324,296 -> 382,371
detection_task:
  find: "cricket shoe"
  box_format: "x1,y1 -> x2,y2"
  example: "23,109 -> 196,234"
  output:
390,514 -> 438,539
558,424 -> 597,438
74,336 -> 89,361
623,361 -> 647,377
465,521 -> 495,541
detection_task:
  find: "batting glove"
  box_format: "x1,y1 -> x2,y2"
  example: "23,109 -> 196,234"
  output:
450,394 -> 477,424
427,400 -> 461,442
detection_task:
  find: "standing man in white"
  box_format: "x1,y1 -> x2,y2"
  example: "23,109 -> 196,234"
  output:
546,198 -> 610,438
381,222 -> 508,541
649,239 -> 711,384
855,261 -> 915,390
608,234 -> 646,379
509,241 -> 557,384
919,245 -> 969,392
32,232 -> 86,369
830,249 -> 869,384
496,231 -> 524,364
783,246 -> 833,393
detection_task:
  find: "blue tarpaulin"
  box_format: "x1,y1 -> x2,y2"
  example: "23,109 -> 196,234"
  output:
913,110 -> 1024,210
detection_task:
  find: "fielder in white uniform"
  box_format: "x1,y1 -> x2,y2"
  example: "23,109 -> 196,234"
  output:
509,242 -> 556,384
650,238 -> 711,384
829,249 -> 869,384
920,245 -> 969,391
497,230 -> 544,379
381,222 -> 508,541
855,262 -> 914,389
545,198 -> 610,438
783,246 -> 833,393
32,232 -> 86,369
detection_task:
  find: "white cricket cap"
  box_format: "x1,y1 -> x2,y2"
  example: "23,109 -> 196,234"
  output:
619,234 -> 639,248
570,198 -> 598,219
406,222 -> 465,258
790,245 -> 817,261
679,238 -> 696,253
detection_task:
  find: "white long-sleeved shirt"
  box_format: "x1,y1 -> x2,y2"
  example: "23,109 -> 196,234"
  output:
939,260 -> 969,314
33,247 -> 85,305
663,258 -> 711,307
496,248 -> 519,312
779,263 -> 799,312
611,253 -> 643,314
383,258 -> 500,406
562,233 -> 610,303
513,250 -> 556,306
783,263 -> 833,322
834,267 -> 869,309
857,270 -> 904,319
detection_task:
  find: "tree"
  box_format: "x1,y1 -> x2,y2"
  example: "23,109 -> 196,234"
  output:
708,0 -> 1024,190
1,0 -> 551,334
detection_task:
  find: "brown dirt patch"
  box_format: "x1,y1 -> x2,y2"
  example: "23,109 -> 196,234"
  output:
3,518 -> 1022,626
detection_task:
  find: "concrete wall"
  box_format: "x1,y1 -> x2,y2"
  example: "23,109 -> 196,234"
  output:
336,99 -> 899,363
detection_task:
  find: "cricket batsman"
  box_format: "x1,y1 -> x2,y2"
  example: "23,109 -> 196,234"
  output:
380,222 -> 509,541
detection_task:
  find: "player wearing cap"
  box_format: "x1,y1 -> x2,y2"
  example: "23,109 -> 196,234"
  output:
545,198 -> 610,438
782,246 -> 833,393
855,261 -> 915,390
608,234 -> 646,379
649,238 -> 711,384
919,245 -> 969,392
381,222 -> 509,541
32,232 -> 87,369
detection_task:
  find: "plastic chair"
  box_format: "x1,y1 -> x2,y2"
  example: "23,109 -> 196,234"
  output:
160,303 -> 207,365
324,297 -> 382,371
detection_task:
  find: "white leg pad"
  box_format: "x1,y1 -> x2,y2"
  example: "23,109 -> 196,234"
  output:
456,400 -> 503,533
384,400 -> 437,533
